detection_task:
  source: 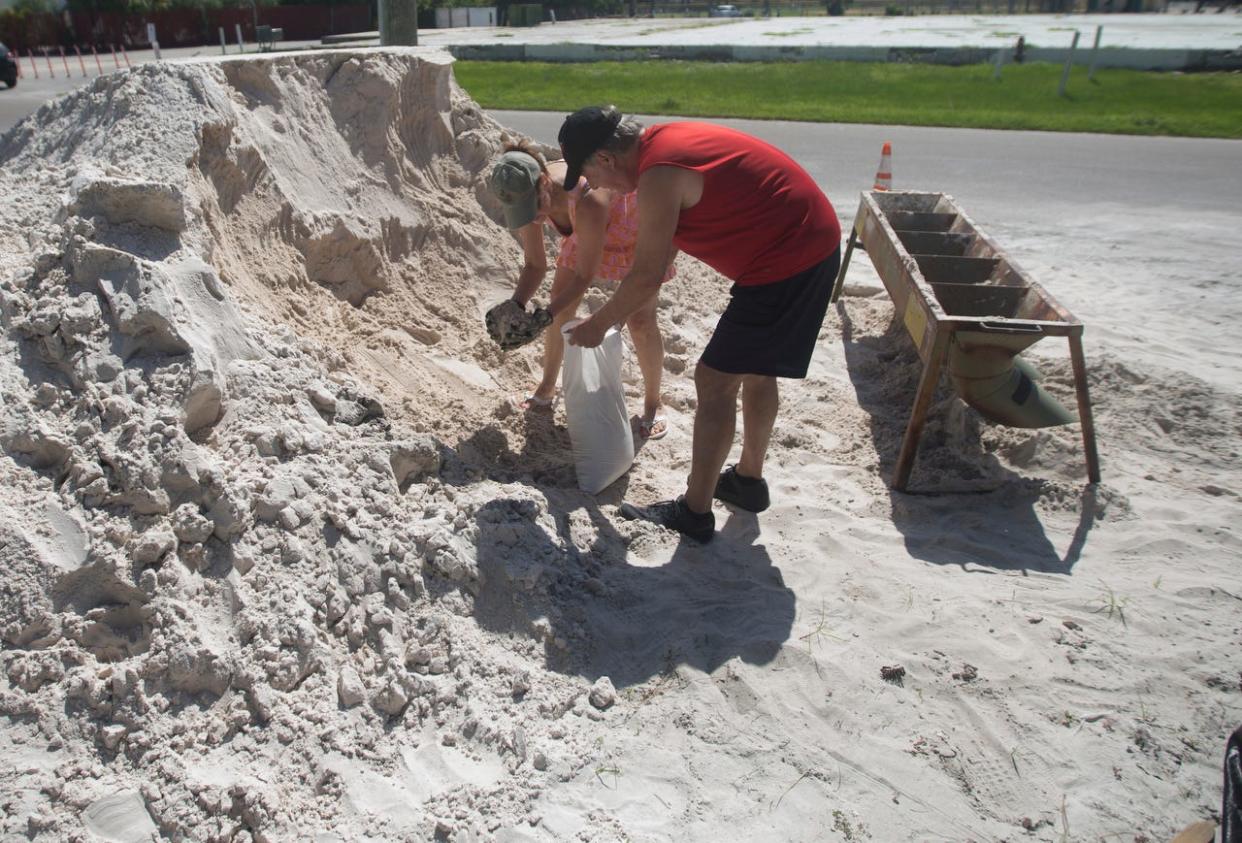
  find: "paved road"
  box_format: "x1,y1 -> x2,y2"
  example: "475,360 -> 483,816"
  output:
491,110 -> 1242,220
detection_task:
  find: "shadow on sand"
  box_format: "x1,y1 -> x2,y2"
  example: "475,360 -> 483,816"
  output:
451,409 -> 795,689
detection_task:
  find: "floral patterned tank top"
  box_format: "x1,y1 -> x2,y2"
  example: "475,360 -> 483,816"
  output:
555,179 -> 676,283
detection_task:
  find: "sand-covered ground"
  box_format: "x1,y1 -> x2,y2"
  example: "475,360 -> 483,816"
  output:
1,48 -> 1239,842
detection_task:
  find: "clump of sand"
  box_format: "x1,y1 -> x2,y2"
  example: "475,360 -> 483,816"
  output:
1,48 -> 1238,842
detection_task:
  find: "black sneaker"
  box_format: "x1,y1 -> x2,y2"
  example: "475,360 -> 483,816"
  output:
619,496 -> 715,543
714,466 -> 770,513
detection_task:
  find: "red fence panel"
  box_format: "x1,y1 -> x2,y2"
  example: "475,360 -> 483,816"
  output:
0,5 -> 371,52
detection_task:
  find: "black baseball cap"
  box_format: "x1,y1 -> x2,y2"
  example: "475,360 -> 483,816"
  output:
558,106 -> 623,191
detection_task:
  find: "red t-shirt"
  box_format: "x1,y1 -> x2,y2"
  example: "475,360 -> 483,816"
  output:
637,122 -> 841,286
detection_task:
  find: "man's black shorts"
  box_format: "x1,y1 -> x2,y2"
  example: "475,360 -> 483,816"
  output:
700,247 -> 842,379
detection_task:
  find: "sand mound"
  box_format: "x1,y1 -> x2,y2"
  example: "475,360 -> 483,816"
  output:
0,50 -> 627,841
2,49 -> 1239,842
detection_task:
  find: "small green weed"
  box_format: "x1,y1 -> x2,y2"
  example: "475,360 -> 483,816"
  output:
1091,580 -> 1130,627
594,764 -> 622,788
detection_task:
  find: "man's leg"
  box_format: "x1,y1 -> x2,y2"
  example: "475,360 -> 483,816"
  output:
685,362 -> 744,513
624,293 -> 664,424
736,375 -> 779,479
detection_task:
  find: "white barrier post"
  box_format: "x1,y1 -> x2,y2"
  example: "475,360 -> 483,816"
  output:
235,24 -> 245,53
993,47 -> 1004,80
146,23 -> 161,61
1087,25 -> 1103,82
219,27 -> 227,55
1057,30 -> 1080,98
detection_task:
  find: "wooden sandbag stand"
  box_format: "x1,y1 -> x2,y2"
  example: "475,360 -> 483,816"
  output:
831,190 -> 1101,492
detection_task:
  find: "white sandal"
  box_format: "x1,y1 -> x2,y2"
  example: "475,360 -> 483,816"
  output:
640,415 -> 668,440
513,393 -> 556,412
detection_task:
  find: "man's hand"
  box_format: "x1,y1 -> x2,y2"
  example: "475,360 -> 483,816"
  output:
567,315 -> 608,349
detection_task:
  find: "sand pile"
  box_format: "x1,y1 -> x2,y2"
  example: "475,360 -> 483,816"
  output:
1,48 -> 1239,842
0,49 -> 648,841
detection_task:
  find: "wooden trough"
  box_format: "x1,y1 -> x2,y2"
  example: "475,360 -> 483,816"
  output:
832,190 -> 1101,492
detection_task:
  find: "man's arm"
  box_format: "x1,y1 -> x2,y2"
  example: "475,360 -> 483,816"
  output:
510,222 -> 548,307
568,166 -> 692,347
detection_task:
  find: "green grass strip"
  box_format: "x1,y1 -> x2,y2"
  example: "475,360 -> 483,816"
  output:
453,60 -> 1242,138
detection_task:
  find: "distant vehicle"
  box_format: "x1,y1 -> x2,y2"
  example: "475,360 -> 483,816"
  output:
709,4 -> 743,15
1,42 -> 17,89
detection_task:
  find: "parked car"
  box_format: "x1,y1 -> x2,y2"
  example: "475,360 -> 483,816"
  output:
1,42 -> 18,89
709,4 -> 743,15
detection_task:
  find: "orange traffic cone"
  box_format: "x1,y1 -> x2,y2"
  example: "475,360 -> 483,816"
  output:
873,141 -> 892,191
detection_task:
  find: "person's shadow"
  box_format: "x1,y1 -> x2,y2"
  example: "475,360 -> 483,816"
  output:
837,301 -> 1096,575
450,409 -> 794,689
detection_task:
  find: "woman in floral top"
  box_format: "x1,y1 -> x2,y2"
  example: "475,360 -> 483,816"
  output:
488,139 -> 676,439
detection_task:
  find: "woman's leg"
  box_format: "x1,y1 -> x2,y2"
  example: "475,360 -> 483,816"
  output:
530,267 -> 586,402
625,292 -> 665,428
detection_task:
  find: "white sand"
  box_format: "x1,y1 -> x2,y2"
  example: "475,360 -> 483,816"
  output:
0,47 -> 1239,842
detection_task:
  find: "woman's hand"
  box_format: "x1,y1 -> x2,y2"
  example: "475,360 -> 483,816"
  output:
487,301 -> 553,350
485,299 -> 525,346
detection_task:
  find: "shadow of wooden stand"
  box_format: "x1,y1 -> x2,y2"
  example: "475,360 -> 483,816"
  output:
832,190 -> 1101,493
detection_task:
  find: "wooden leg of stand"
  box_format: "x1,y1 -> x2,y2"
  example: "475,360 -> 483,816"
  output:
892,330 -> 950,492
830,229 -> 857,305
1068,333 -> 1101,484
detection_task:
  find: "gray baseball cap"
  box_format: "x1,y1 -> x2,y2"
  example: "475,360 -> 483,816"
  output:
488,151 -> 542,229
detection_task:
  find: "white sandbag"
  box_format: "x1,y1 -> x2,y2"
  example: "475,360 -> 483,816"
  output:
560,320 -> 635,494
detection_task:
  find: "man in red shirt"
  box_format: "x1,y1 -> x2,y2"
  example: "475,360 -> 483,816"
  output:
563,106 -> 842,543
